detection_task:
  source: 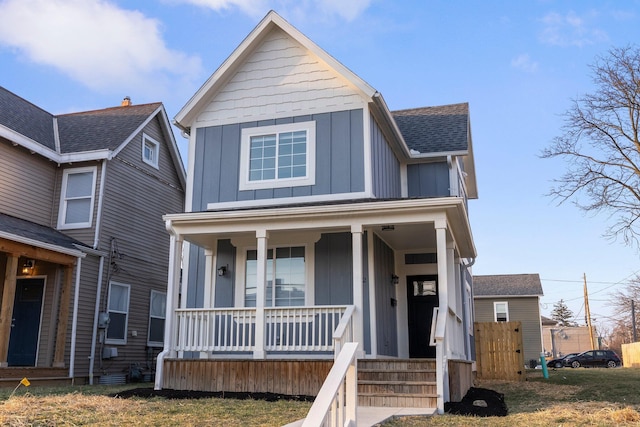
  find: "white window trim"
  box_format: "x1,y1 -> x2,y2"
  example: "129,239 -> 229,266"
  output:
57,166 -> 97,230
239,121 -> 316,191
147,289 -> 166,347
493,301 -> 509,322
105,281 -> 130,345
142,133 -> 160,169
235,242 -> 315,308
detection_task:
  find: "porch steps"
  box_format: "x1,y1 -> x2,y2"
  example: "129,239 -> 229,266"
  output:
358,359 -> 437,408
0,367 -> 72,388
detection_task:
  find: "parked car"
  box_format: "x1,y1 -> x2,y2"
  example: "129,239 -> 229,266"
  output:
565,350 -> 621,368
546,353 -> 579,368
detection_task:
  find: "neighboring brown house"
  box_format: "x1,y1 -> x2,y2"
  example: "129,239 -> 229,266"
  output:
473,274 -> 544,363
542,319 -> 596,358
0,87 -> 185,385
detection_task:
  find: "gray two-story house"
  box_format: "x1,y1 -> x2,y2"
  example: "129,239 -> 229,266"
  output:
0,88 -> 185,385
155,11 -> 478,413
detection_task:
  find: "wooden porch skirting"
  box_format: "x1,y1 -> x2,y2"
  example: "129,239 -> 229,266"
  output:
0,367 -> 71,388
161,359 -> 333,397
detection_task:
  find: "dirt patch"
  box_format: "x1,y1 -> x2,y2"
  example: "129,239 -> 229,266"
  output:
111,388 -> 314,402
444,387 -> 508,417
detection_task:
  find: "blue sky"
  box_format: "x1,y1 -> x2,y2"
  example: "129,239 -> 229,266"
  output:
1,0 -> 639,332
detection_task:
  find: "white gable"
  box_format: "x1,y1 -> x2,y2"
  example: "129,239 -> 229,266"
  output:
194,27 -> 367,127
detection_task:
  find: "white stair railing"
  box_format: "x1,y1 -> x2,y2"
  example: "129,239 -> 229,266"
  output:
301,342 -> 358,427
332,305 -> 355,359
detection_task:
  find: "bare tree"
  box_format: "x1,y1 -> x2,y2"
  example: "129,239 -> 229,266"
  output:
542,45 -> 640,246
608,278 -> 640,339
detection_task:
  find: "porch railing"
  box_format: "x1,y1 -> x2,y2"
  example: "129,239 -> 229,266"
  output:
173,305 -> 350,355
302,342 -> 358,427
332,305 -> 355,359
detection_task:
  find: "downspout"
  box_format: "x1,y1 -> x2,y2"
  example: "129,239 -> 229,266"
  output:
93,160 -> 107,249
88,255 -> 105,385
68,257 -> 83,384
155,221 -> 180,390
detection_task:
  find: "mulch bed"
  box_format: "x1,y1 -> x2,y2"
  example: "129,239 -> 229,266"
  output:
111,388 -> 314,402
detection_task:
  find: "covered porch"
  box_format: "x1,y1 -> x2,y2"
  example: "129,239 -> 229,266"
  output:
155,198 -> 476,409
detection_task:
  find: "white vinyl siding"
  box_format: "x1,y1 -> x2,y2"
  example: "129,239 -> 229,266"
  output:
239,122 -> 316,191
147,290 -> 166,347
142,133 -> 160,169
57,166 -> 97,229
494,301 -> 509,322
106,282 -> 130,344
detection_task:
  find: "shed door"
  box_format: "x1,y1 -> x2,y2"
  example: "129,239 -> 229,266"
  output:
407,275 -> 438,358
8,278 -> 45,366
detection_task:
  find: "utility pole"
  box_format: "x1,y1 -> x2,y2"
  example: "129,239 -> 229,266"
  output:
632,300 -> 637,342
584,273 -> 595,349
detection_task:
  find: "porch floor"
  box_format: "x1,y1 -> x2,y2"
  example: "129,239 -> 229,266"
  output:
283,406 -> 436,427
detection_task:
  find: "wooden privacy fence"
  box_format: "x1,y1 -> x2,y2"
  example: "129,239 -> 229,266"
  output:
622,342 -> 640,367
474,321 -> 525,381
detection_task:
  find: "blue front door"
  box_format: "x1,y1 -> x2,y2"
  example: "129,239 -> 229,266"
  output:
8,278 -> 44,366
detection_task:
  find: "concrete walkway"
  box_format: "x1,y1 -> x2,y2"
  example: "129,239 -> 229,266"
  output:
283,406 -> 436,427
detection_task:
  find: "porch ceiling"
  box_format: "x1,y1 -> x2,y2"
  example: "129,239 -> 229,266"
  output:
167,198 -> 477,258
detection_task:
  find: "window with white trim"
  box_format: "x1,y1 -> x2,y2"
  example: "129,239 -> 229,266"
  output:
147,290 -> 166,347
494,301 -> 509,322
57,166 -> 97,229
106,282 -> 130,344
245,246 -> 306,307
142,133 -> 160,169
239,122 -> 316,191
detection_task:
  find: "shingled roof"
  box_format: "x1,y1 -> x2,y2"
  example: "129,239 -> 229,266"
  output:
473,274 -> 544,297
0,86 -> 56,150
392,103 -> 469,154
57,102 -> 162,153
0,212 -> 88,255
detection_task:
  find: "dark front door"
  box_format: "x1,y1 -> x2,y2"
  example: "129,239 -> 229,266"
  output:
406,275 -> 438,358
8,278 -> 45,366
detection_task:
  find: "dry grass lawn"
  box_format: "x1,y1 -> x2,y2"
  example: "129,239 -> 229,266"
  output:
2,368 -> 640,426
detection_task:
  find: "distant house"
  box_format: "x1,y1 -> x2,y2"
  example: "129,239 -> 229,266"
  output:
473,274 -> 544,363
542,320 -> 596,358
0,87 -> 185,385
154,10 -> 479,413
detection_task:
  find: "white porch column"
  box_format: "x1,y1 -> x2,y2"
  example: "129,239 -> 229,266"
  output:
351,225 -> 364,355
155,231 -> 183,390
254,229 -> 268,359
435,219 -> 449,413
201,248 -> 215,359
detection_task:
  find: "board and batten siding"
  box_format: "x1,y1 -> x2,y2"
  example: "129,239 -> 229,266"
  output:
373,233 -> 398,357
474,297 -> 543,363
195,27 -> 366,128
0,138 -> 57,226
191,110 -> 364,209
370,116 -> 401,199
407,162 -> 450,198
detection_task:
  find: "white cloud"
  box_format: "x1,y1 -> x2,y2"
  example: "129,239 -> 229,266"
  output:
539,10 -> 608,47
174,0 -> 372,21
0,0 -> 202,97
511,53 -> 538,73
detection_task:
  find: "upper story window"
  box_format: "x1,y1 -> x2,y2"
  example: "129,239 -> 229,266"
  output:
57,166 -> 97,230
494,301 -> 509,322
142,133 -> 160,169
239,121 -> 316,191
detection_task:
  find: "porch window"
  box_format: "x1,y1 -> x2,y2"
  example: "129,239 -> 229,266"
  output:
147,290 -> 166,347
57,166 -> 97,229
106,282 -> 130,344
494,301 -> 509,322
245,246 -> 305,307
239,121 -> 316,191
